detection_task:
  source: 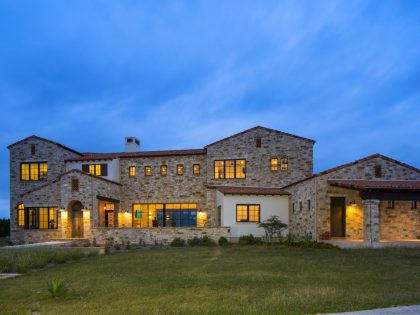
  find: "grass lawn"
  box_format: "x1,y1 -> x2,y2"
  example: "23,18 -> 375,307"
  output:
0,246 -> 419,315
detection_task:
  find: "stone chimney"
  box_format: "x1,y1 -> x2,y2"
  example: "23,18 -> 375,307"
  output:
125,137 -> 140,152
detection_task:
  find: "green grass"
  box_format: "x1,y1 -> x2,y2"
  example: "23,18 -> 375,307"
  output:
0,246 -> 419,314
0,247 -> 101,273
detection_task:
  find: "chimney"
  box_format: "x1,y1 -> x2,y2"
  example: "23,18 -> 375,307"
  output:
125,137 -> 140,152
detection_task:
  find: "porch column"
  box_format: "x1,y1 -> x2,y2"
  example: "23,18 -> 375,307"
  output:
363,199 -> 380,242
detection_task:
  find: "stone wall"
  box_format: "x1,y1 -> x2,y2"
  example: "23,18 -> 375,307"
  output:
380,200 -> 420,240
206,127 -> 314,188
89,227 -> 231,246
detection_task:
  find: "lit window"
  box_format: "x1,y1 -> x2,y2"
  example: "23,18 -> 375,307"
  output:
144,166 -> 152,176
24,207 -> 58,229
270,158 -> 278,171
82,164 -> 108,176
20,162 -> 48,181
214,159 -> 246,179
129,166 -> 136,177
280,157 -> 288,171
161,165 -> 167,176
39,208 -> 49,229
193,164 -> 200,175
177,164 -> 184,175
236,204 -> 260,222
17,204 -> 25,228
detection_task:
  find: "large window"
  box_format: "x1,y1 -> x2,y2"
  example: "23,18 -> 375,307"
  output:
132,203 -> 204,228
21,162 -> 48,181
236,204 -> 260,222
82,163 -> 108,176
144,166 -> 152,176
22,207 -> 58,229
214,159 -> 246,179
17,204 -> 25,228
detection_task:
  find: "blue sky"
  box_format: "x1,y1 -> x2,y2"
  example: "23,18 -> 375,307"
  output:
1,1 -> 419,218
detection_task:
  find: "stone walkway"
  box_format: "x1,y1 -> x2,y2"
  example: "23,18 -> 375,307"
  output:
325,305 -> 420,314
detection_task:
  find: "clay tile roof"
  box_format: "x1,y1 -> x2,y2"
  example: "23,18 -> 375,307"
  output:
204,126 -> 315,148
65,149 -> 207,161
328,180 -> 420,190
7,135 -> 82,156
214,186 -> 290,196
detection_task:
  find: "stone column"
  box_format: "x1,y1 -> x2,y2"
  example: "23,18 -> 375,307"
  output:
83,210 -> 92,240
363,199 -> 380,242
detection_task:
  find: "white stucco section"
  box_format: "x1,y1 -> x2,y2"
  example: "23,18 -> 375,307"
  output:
217,191 -> 289,238
65,159 -> 120,182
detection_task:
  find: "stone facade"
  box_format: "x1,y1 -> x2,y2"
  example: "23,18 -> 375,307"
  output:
380,200 -> 420,240
285,155 -> 420,241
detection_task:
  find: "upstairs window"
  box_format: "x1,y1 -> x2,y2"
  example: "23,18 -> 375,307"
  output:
193,164 -> 200,175
214,159 -> 246,179
280,157 -> 288,171
375,165 -> 382,178
256,138 -> 261,148
144,166 -> 152,176
17,204 -> 25,228
270,158 -> 278,171
129,166 -> 136,177
82,164 -> 108,176
31,144 -> 36,155
177,164 -> 184,176
236,204 -> 260,222
161,165 -> 167,176
71,178 -> 79,192
21,162 -> 48,181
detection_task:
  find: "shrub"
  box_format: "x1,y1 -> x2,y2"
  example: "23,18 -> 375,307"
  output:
201,236 -> 216,247
47,279 -> 65,298
258,216 -> 288,243
218,236 -> 229,246
238,234 -> 262,245
187,237 -> 201,247
0,219 -> 10,237
170,237 -> 186,247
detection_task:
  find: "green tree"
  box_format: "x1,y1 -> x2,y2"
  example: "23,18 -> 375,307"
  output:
258,216 -> 288,244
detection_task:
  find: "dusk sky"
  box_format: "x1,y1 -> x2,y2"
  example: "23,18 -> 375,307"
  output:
1,1 -> 420,218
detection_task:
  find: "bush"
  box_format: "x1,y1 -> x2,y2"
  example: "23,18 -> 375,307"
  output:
0,219 -> 10,237
218,236 -> 229,246
238,234 -> 262,245
47,279 -> 65,298
282,240 -> 338,249
170,237 -> 186,247
201,236 -> 216,247
187,237 -> 201,247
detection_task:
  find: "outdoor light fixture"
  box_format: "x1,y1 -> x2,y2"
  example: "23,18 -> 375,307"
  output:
348,201 -> 357,206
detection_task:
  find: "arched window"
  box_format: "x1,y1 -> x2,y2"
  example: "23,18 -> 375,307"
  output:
17,203 -> 25,228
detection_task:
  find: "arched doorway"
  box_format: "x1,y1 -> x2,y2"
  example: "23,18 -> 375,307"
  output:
70,201 -> 84,238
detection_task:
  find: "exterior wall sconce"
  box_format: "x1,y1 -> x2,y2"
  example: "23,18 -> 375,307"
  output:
348,201 -> 357,206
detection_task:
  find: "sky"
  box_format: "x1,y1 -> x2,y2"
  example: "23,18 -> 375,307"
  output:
0,0 -> 420,218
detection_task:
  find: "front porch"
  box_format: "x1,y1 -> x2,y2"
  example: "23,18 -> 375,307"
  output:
321,180 -> 420,248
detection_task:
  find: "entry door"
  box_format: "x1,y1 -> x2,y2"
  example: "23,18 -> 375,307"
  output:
72,210 -> 84,238
105,210 -> 114,227
330,197 -> 346,237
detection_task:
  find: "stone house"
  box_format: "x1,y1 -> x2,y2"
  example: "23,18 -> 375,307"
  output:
7,126 -> 420,247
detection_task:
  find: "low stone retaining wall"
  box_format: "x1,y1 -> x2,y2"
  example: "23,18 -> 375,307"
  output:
89,227 -> 231,246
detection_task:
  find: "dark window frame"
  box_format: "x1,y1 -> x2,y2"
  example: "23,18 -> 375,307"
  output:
81,163 -> 108,176
280,157 -> 289,171
387,200 -> 395,209
214,159 -> 246,179
144,166 -> 152,176
256,138 -> 262,148
24,207 -> 58,230
411,200 -> 417,209
375,165 -> 382,178
20,161 -> 48,181
30,144 -> 36,155
235,204 -> 260,223
71,178 -> 79,192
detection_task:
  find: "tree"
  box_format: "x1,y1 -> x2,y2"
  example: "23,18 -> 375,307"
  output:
258,216 -> 288,244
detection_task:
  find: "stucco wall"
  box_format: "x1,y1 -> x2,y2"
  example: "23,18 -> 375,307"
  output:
65,158 -> 121,183
217,192 -> 289,238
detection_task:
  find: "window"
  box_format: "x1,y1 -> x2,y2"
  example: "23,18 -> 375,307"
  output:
82,164 -> 108,176
144,166 -> 151,176
31,144 -> 36,155
280,157 -> 288,171
236,204 -> 260,222
193,164 -> 200,175
308,199 -> 311,210
24,207 -> 58,229
412,201 -> 417,209
132,203 -> 200,228
177,164 -> 184,176
214,159 -> 246,179
161,165 -> 167,176
256,138 -> 261,148
129,166 -> 136,177
270,158 -> 279,171
20,162 -> 48,181
299,201 -> 302,211
17,204 -> 25,228
71,178 -> 79,192
387,200 -> 395,209
375,165 -> 382,178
